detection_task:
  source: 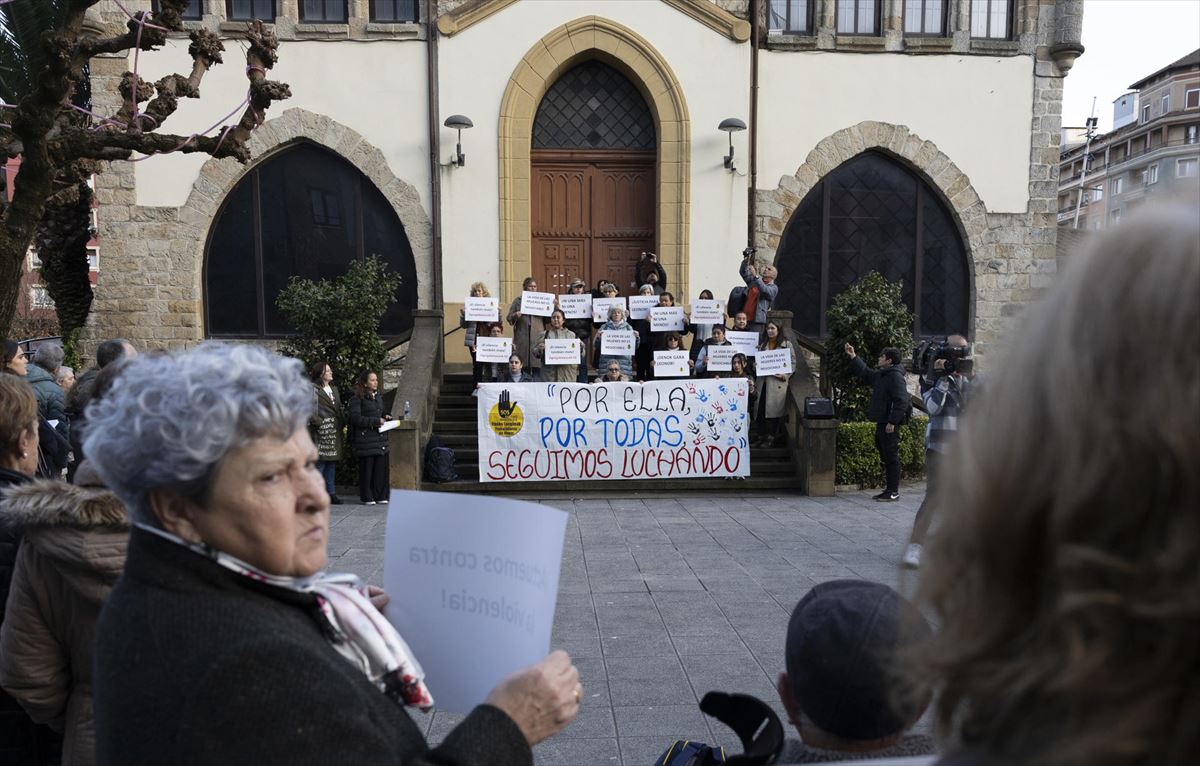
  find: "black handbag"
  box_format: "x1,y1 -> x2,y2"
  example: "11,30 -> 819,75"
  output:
803,396 -> 835,419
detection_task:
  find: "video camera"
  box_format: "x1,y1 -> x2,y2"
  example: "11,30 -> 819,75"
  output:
913,337 -> 973,377
741,247 -> 757,261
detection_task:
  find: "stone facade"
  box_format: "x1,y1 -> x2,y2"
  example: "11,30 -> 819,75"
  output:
753,0 -> 1068,364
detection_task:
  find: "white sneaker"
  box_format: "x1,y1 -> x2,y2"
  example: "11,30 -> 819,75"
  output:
365,501 -> 377,506
902,543 -> 922,569
378,498 -> 389,504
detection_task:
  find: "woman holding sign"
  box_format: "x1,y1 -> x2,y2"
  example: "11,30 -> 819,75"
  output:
563,278 -> 593,383
594,304 -> 639,380
535,309 -> 581,383
460,282 -> 495,387
753,320 -> 797,447
506,276 -> 547,374
84,344 -> 582,766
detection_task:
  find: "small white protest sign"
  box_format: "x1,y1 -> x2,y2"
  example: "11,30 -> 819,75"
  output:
628,295 -> 660,320
543,338 -> 581,365
558,294 -> 592,319
464,296 -> 499,323
475,336 -> 513,363
689,300 -> 725,324
520,291 -> 555,317
383,491 -> 568,714
592,297 -> 627,323
654,350 -> 690,378
706,345 -> 737,372
600,329 -> 636,355
754,347 -> 794,376
727,330 -> 759,357
650,306 -> 686,332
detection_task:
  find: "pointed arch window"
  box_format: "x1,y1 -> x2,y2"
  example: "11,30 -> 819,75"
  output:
204,142 -> 418,339
773,151 -> 970,338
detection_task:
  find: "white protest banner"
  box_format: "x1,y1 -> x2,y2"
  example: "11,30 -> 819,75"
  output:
651,306 -> 686,332
592,297 -> 627,323
464,296 -> 499,323
706,345 -> 737,372
727,330 -> 759,357
628,295 -> 660,320
754,347 -> 794,376
520,291 -> 555,317
544,338 -> 581,365
558,293 -> 592,319
689,299 -> 725,324
600,329 -> 636,356
654,350 -> 690,378
477,380 -> 751,482
475,336 -> 512,363
383,491 -> 568,714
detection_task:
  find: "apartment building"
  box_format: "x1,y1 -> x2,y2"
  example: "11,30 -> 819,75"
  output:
1059,49 -> 1200,230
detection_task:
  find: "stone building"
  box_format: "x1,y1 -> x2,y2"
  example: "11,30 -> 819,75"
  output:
1058,48 -> 1200,232
83,0 -> 1084,370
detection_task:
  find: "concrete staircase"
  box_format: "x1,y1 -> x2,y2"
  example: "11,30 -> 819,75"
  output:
421,372 -> 804,493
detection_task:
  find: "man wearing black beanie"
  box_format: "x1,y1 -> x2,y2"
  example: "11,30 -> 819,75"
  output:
775,579 -> 934,762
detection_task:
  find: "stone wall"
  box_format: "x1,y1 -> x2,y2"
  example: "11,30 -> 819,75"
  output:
753,0 -> 1068,368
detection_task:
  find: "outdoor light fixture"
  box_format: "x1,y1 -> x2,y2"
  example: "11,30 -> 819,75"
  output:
444,114 -> 473,167
718,117 -> 746,171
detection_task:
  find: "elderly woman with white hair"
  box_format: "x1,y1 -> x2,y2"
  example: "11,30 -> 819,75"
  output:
86,343 -> 580,765
594,304 -> 639,380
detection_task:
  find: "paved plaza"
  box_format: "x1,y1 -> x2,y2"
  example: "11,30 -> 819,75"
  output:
326,484 -> 929,766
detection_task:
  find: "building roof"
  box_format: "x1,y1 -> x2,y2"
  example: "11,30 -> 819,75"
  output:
1128,48 -> 1200,91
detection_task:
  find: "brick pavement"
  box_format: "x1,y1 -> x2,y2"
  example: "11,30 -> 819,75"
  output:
325,484 -> 928,766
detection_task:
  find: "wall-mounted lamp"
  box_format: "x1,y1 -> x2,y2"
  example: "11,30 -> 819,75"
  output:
444,114 -> 474,167
718,117 -> 746,172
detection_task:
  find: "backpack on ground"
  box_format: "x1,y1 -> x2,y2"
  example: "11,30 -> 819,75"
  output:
655,740 -> 726,766
653,691 -> 783,766
423,435 -> 458,483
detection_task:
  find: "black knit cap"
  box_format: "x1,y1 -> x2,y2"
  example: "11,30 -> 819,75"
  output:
785,579 -> 932,741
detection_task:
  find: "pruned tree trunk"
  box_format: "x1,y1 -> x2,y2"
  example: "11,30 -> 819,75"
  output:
0,0 -> 289,339
35,179 -> 93,362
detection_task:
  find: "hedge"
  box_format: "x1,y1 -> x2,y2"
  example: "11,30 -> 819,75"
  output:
835,417 -> 927,487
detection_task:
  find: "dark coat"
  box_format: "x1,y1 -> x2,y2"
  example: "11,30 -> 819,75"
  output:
348,392 -> 388,458
850,356 -> 909,425
496,368 -> 541,384
308,384 -> 345,461
0,467 -> 64,766
93,528 -> 532,766
0,465 -> 128,766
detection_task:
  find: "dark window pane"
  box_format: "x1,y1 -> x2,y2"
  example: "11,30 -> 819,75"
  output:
258,145 -> 359,334
301,0 -> 346,22
363,184 -> 418,337
533,61 -> 656,150
228,0 -> 275,20
206,179 -> 259,334
371,0 -> 417,21
773,151 -> 969,338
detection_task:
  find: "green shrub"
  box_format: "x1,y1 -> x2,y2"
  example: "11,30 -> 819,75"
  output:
835,417 -> 927,487
825,272 -> 915,422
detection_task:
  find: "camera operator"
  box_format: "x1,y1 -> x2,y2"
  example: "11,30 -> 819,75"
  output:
844,343 -> 908,502
737,249 -> 778,334
635,251 -> 667,294
903,334 -> 974,568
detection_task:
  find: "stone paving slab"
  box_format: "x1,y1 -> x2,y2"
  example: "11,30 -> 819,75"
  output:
326,483 -> 928,766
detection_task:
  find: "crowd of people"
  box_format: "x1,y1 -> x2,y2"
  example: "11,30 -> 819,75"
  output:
461,252 -> 793,446
0,208 -> 1193,765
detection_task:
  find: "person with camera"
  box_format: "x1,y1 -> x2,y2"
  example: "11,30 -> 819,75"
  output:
902,335 -> 974,568
634,251 -> 667,294
844,344 -> 908,502
735,249 -> 778,334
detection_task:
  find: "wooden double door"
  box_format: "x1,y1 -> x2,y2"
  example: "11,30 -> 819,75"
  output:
531,149 -> 656,295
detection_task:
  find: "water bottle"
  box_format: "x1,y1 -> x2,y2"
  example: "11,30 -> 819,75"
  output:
403,401 -> 411,420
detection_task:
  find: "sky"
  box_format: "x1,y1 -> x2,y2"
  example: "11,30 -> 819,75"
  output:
1061,0 -> 1200,132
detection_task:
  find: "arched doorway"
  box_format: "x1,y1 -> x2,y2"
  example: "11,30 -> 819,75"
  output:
203,141 -> 419,339
774,151 -> 970,338
531,60 -> 656,294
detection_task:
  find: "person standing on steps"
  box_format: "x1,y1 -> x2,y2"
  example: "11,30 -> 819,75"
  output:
845,343 -> 908,502
348,370 -> 391,506
506,276 -> 547,375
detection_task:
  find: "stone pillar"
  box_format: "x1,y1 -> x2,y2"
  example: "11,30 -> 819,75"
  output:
388,419 -> 422,489
800,417 -> 837,496
1050,0 -> 1085,73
